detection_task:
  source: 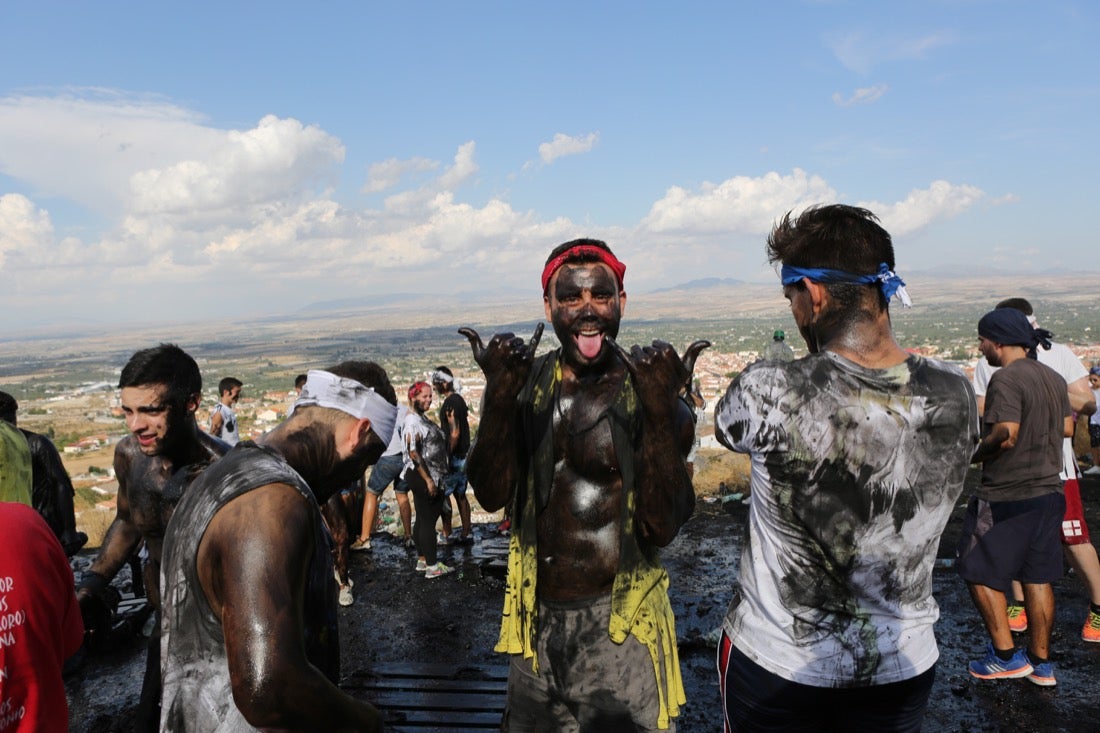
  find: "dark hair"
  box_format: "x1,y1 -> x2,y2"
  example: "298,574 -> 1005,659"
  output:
325,361 -> 397,406
294,374 -> 308,389
433,365 -> 453,379
995,297 -> 1033,316
544,237 -> 615,266
119,344 -> 202,410
767,204 -> 895,314
218,377 -> 243,395
0,390 -> 17,424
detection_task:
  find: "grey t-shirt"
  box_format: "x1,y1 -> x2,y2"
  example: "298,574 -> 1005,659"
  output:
979,357 -> 1070,501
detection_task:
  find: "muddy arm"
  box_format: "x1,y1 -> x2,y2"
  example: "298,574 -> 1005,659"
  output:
610,339 -> 709,547
209,407 -> 224,437
406,432 -> 438,497
634,395 -> 697,547
201,484 -> 382,732
81,446 -> 143,588
443,406 -> 461,454
460,325 -> 542,513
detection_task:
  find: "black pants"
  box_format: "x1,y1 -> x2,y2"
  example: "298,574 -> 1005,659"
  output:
133,611 -> 161,732
718,634 -> 935,732
408,470 -> 444,565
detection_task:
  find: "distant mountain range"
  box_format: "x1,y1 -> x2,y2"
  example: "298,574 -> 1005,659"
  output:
3,270 -> 1099,354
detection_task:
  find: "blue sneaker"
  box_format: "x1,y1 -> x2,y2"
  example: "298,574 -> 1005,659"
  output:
968,644 -> 1033,680
1027,656 -> 1056,687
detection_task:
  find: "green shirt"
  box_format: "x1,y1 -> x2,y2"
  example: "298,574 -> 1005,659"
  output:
0,421 -> 32,505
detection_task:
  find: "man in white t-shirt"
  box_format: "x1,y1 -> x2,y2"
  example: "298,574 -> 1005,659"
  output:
971,298 -> 1100,643
1087,367 -> 1100,476
714,205 -> 979,730
209,377 -> 242,446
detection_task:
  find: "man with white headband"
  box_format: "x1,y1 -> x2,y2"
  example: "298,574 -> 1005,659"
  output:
432,364 -> 473,544
160,361 -> 397,732
714,204 -> 979,730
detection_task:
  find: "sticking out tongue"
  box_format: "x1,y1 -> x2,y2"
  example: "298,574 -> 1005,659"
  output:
576,333 -> 604,359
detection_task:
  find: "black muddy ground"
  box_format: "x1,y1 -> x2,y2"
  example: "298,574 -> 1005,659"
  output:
67,470 -> 1100,732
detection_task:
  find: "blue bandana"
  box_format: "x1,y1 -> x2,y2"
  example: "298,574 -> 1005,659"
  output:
978,308 -> 1053,359
780,262 -> 912,307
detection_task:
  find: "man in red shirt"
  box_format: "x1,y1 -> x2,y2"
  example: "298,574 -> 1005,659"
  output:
0,502 -> 84,732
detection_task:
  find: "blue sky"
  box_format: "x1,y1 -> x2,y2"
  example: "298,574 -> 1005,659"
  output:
1,1 -> 1097,331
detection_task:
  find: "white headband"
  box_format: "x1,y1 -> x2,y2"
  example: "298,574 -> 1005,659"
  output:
431,370 -> 453,384
293,369 -> 397,445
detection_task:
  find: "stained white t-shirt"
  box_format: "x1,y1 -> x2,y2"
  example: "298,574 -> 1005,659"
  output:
715,352 -> 978,687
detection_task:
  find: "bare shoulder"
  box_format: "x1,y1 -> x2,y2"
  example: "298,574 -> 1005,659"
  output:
203,483 -> 313,561
112,436 -> 141,485
198,483 -> 313,614
114,434 -> 141,463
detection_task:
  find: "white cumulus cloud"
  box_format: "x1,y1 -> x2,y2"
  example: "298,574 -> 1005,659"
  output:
538,132 -> 599,164
858,180 -> 988,236
362,156 -> 438,193
438,141 -> 479,189
128,115 -> 344,217
0,193 -> 55,268
0,89 -> 221,215
0,89 -> 998,329
640,169 -> 838,236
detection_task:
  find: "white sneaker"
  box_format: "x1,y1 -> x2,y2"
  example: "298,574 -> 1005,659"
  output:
415,559 -> 428,572
338,584 -> 354,606
1084,466 -> 1100,476
424,562 -> 455,578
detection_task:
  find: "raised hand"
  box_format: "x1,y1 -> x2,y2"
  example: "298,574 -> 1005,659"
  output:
459,323 -> 544,399
606,337 -> 711,411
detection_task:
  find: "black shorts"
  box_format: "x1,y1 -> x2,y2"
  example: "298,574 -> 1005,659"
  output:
956,493 -> 1065,590
1090,422 -> 1100,448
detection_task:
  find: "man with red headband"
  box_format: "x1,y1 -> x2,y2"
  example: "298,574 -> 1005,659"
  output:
461,238 -> 708,731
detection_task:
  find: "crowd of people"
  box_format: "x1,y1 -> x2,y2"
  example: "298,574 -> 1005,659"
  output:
2,205 -> 1100,732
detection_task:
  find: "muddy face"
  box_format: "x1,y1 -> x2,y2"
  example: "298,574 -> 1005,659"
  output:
543,263 -> 625,371
120,384 -> 190,457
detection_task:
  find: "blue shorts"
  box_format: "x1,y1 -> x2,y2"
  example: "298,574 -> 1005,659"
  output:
443,456 -> 467,498
366,453 -> 408,496
956,493 -> 1066,590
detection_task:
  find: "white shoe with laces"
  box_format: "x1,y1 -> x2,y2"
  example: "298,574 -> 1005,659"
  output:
424,562 -> 455,579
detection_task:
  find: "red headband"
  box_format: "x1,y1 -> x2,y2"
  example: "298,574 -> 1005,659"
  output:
541,245 -> 627,294
407,381 -> 430,401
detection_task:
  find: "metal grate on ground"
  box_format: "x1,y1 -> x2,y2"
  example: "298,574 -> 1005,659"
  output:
344,662 -> 508,731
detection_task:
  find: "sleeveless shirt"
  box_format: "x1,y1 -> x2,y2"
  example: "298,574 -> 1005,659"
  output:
160,442 -> 338,732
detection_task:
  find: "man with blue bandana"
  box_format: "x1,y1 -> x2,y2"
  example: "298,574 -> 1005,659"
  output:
960,307 -> 1072,687
714,204 -> 978,731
